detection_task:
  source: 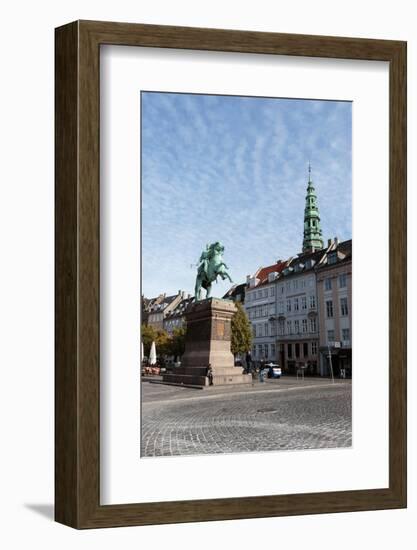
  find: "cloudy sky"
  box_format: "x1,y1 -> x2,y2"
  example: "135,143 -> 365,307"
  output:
141,91 -> 352,298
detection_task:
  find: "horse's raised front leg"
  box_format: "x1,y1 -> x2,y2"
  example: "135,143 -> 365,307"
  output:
220,271 -> 233,284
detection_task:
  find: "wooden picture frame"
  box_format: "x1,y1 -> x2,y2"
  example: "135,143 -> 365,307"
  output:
55,20 -> 407,529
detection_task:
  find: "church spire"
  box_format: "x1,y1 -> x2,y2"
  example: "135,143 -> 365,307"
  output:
302,164 -> 324,253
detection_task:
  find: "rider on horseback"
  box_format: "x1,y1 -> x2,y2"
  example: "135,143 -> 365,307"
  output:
194,241 -> 233,301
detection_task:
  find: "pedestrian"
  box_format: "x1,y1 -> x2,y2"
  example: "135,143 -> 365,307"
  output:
206,364 -> 213,386
259,365 -> 264,383
245,350 -> 253,375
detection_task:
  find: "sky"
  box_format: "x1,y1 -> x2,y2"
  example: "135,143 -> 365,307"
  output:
141,91 -> 352,299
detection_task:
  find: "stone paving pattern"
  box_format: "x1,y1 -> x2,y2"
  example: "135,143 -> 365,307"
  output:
141,378 -> 352,457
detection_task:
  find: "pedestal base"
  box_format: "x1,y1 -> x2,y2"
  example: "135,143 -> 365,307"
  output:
162,298 -> 251,388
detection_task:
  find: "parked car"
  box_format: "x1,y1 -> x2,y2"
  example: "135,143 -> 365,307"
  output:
266,363 -> 282,378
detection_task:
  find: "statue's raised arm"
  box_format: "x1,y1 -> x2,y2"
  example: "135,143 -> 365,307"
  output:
194,241 -> 233,301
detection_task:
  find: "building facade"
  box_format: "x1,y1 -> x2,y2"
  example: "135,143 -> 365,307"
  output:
244,261 -> 287,364
274,166 -> 326,374
316,239 -> 352,377
163,294 -> 194,335
274,249 -> 327,374
143,290 -> 186,331
239,166 -> 353,377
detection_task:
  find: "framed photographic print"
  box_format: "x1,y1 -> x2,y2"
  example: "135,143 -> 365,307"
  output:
55,20 -> 406,528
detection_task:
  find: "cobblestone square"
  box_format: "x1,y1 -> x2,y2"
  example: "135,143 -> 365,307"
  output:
141,378 -> 352,457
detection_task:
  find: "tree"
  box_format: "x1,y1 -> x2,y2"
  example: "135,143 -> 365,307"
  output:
170,325 -> 187,359
141,324 -> 171,357
154,329 -> 171,356
231,302 -> 253,356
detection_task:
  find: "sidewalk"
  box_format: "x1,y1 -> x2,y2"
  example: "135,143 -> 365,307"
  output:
141,374 -> 351,404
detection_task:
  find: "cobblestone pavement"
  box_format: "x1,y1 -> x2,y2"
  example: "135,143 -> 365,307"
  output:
141,379 -> 352,457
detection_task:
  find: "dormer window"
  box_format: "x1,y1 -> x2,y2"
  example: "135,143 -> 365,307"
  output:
328,252 -> 337,265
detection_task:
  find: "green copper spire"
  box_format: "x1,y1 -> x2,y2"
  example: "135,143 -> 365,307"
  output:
302,163 -> 324,253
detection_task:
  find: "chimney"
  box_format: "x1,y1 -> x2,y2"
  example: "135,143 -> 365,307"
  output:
334,237 -> 339,247
246,274 -> 251,285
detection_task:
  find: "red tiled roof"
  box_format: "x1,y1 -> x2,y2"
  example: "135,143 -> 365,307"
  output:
255,261 -> 286,284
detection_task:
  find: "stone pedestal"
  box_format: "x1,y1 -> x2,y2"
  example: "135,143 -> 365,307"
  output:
162,298 -> 252,387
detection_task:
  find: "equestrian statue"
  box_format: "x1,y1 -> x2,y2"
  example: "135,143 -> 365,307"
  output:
194,241 -> 233,301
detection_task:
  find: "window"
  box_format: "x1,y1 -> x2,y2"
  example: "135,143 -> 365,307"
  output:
271,344 -> 276,358
286,299 -> 291,312
294,320 -> 300,333
310,294 -> 316,309
303,342 -> 308,357
340,297 -> 349,316
311,341 -> 318,355
301,279 -> 306,289
264,322 -> 268,336
279,284 -> 284,294
253,325 -> 256,338
328,252 -> 337,265
310,317 -> 317,332
278,300 -> 284,314
287,343 -> 292,358
286,281 -> 291,292
327,330 -> 335,343
264,344 -> 269,358
339,273 -> 347,288
326,300 -> 334,318
258,344 -> 264,357
294,297 -> 299,311
302,319 -> 308,333
279,320 -> 285,335
270,322 -> 275,336
301,296 -> 307,310
293,280 -> 298,290
270,286 -> 275,296
295,343 -> 300,358
287,320 -> 292,334
252,346 -> 256,357
324,277 -> 332,291
263,289 -> 268,298
342,328 -> 350,341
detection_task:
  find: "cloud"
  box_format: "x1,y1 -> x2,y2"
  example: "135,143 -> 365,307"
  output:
141,92 -> 352,297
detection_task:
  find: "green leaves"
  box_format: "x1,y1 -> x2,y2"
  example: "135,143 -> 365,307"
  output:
231,302 -> 253,356
141,323 -> 187,359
